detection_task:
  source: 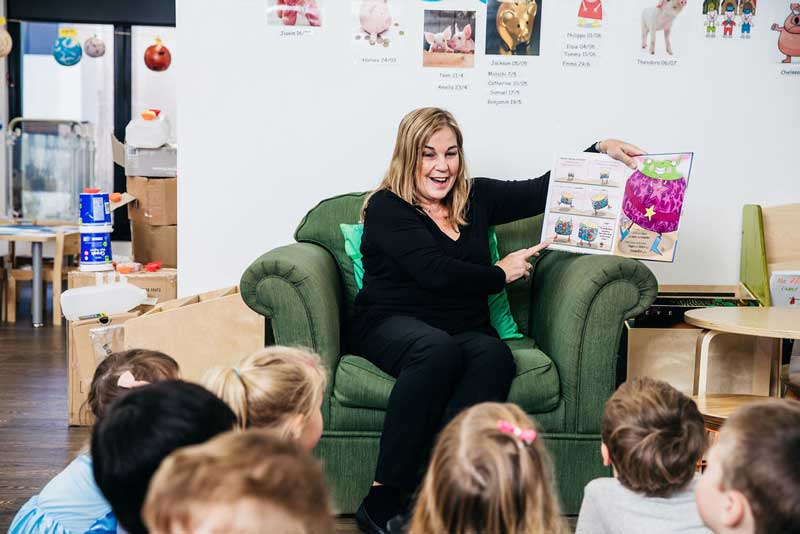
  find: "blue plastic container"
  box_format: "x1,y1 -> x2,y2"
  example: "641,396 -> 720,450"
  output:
79,192 -> 111,226
79,224 -> 114,272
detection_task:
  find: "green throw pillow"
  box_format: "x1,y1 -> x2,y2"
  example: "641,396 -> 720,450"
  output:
339,223 -> 523,340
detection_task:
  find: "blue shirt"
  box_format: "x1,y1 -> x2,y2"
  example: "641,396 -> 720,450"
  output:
9,454 -> 116,534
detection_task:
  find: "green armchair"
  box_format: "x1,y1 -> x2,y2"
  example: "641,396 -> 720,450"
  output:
240,192 -> 657,514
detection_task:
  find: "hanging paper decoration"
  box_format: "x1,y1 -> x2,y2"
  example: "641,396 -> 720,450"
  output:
0,17 -> 12,58
144,38 -> 171,72
53,29 -> 82,66
84,35 -> 106,58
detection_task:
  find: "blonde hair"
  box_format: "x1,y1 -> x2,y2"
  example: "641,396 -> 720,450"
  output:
202,346 -> 327,436
716,399 -> 800,534
601,377 -> 706,497
143,428 -> 334,534
410,402 -> 569,534
362,107 -> 471,227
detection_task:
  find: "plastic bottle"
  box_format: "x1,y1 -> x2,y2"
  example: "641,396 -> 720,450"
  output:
60,283 -> 147,321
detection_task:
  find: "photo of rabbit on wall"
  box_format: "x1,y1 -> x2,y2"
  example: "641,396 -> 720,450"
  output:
423,10 -> 476,68
353,0 -> 406,49
266,0 -> 322,27
485,0 -> 542,56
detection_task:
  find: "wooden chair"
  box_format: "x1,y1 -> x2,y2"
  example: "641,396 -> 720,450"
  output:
4,231 -> 80,326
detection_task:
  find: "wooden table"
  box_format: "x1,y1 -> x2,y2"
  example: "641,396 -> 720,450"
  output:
0,225 -> 79,327
684,307 -> 800,398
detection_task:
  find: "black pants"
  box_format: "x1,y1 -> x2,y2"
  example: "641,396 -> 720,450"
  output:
351,315 -> 516,491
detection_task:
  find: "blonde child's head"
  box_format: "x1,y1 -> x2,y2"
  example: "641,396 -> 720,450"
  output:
85,348 -> 180,423
410,402 -> 568,534
601,377 -> 706,497
695,398 -> 800,534
143,428 -> 334,534
202,346 -> 328,450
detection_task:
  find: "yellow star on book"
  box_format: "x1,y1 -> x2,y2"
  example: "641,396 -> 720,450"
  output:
645,205 -> 657,220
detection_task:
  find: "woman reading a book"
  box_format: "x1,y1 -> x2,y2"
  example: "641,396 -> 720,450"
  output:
350,107 -> 643,534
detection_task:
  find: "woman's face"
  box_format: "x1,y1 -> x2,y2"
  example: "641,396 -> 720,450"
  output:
415,127 -> 460,205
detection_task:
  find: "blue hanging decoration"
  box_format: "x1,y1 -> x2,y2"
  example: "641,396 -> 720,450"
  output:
53,36 -> 83,66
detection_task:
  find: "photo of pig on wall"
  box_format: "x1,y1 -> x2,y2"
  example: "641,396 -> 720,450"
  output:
771,3 -> 800,63
266,0 -> 322,27
423,10 -> 476,68
640,0 -> 688,56
352,0 -> 406,52
485,0 -> 542,56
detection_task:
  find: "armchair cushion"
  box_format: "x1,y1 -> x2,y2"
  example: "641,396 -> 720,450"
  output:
333,336 -> 560,415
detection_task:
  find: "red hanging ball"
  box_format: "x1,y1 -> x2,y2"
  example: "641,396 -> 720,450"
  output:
144,41 -> 171,71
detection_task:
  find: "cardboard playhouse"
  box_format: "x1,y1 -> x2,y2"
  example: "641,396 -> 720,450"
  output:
67,286 -> 265,425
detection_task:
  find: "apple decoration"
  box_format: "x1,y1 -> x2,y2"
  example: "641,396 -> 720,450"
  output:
84,35 -> 106,58
53,36 -> 82,66
0,28 -> 12,58
144,38 -> 171,71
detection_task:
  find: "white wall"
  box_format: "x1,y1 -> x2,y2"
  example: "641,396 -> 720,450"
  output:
177,0 -> 800,296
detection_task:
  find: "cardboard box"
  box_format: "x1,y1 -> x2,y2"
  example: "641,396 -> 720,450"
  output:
68,312 -> 140,425
131,223 -> 177,268
112,135 -> 177,178
126,176 -> 177,226
68,269 -> 178,303
124,287 -> 265,383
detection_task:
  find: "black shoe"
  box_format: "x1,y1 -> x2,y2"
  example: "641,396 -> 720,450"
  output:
355,502 -> 391,534
386,511 -> 410,534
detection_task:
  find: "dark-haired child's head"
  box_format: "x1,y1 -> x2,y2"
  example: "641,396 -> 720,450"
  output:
696,398 -> 800,534
91,380 -> 236,534
601,377 -> 706,497
85,349 -> 180,423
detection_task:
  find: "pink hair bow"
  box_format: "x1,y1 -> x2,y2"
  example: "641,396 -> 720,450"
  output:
117,370 -> 150,389
497,420 -> 537,444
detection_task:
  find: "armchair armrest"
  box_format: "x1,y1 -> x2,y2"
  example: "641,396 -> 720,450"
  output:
530,252 -> 657,434
240,243 -> 343,419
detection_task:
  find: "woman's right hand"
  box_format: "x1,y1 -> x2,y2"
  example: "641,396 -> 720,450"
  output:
495,240 -> 552,284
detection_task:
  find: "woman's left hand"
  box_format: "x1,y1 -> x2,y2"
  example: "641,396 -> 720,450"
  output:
597,139 -> 646,170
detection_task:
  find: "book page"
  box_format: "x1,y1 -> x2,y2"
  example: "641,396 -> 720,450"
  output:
541,152 -> 693,262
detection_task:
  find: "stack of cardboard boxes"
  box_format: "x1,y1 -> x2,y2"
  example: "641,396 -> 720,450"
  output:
127,176 -> 177,267
112,136 -> 178,267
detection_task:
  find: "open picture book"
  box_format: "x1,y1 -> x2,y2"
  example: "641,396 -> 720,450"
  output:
541,151 -> 694,263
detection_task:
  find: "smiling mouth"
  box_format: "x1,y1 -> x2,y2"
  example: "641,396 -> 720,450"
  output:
429,176 -> 449,184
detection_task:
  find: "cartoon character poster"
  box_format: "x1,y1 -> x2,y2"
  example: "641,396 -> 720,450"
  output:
771,3 -> 800,62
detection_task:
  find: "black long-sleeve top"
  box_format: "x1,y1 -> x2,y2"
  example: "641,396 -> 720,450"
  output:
351,145 -> 598,337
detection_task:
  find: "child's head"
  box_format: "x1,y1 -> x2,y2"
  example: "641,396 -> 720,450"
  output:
202,346 -> 328,451
85,348 -> 179,422
695,399 -> 800,534
143,428 -> 334,534
91,380 -> 237,534
410,402 -> 568,534
601,377 -> 706,497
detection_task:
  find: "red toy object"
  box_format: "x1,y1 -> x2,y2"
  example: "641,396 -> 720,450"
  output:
145,262 -> 163,272
578,0 -> 603,23
144,39 -> 171,71
84,188 -> 101,194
